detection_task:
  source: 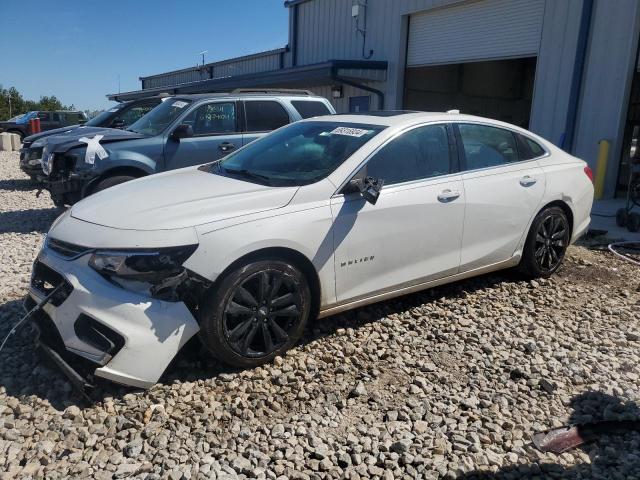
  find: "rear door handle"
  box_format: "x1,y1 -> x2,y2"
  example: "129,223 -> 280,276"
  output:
437,189 -> 461,202
218,142 -> 236,153
519,175 -> 537,187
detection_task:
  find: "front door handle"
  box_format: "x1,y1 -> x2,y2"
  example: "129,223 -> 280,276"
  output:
218,142 -> 236,153
519,175 -> 537,187
437,189 -> 461,203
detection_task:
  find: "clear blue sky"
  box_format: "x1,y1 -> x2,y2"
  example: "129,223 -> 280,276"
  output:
0,1 -> 288,112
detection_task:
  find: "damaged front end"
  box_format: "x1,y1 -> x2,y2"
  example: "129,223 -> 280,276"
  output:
87,244 -> 212,310
38,151 -> 94,206
29,238 -> 208,390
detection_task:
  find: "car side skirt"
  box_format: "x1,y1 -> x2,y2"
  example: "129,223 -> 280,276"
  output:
318,255 -> 521,319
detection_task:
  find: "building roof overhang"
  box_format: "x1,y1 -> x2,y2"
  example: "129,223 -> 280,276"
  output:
107,60 -> 387,102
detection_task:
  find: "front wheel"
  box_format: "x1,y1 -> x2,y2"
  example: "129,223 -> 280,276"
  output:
519,206 -> 570,278
91,175 -> 138,195
199,260 -> 311,368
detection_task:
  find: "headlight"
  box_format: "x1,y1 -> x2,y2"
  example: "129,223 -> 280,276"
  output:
88,245 -> 198,282
41,148 -> 54,175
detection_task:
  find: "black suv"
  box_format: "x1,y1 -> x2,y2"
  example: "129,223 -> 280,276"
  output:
20,97 -> 163,180
0,110 -> 87,140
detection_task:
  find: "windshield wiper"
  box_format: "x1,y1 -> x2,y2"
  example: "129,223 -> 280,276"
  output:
223,167 -> 273,185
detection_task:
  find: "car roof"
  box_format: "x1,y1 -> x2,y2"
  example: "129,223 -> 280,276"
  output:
171,92 -> 328,102
309,111 -> 531,130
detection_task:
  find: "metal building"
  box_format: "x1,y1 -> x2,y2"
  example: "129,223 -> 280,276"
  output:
109,0 -> 640,199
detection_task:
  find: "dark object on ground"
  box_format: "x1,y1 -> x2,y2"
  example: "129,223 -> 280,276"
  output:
532,420 -> 640,453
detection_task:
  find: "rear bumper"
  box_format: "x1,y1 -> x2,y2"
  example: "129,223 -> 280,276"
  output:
28,247 -> 200,389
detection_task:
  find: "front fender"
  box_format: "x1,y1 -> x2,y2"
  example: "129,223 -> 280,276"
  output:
185,204 -> 337,308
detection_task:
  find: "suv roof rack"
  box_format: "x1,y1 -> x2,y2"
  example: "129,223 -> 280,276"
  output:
231,88 -> 314,96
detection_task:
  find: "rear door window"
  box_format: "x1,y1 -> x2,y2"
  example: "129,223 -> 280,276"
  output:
244,101 -> 290,132
291,100 -> 332,119
457,124 -> 519,170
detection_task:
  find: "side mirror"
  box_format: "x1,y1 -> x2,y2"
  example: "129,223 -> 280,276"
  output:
345,176 -> 384,205
171,124 -> 193,140
111,119 -> 126,129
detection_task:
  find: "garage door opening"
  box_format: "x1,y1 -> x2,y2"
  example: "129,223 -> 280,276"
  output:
404,57 -> 537,128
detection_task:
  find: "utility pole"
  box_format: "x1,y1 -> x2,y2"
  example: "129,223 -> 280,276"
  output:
199,50 -> 208,67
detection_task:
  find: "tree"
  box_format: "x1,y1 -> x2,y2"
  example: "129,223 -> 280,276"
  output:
0,85 -> 74,121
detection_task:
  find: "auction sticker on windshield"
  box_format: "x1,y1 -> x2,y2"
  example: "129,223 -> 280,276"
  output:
172,101 -> 188,109
330,127 -> 372,137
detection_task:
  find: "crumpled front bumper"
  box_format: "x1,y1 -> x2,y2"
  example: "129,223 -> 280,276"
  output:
27,246 -> 200,389
19,148 -> 44,179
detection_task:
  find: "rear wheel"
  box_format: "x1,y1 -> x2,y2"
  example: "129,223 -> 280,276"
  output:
91,175 -> 138,195
199,260 -> 311,368
519,206 -> 570,278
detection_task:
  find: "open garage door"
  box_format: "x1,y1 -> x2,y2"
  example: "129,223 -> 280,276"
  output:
404,0 -> 545,127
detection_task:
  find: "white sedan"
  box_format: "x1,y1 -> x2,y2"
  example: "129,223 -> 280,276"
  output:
28,112 -> 594,388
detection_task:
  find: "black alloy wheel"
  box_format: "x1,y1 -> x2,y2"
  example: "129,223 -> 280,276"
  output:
520,206 -> 570,278
223,270 -> 303,358
199,260 -> 311,368
533,212 -> 569,272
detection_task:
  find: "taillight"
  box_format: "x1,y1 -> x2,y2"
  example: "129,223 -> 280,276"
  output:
584,166 -> 594,183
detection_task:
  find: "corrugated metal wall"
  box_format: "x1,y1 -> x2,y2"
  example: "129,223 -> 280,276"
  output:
212,51 -> 283,78
572,0 -> 640,197
528,0 -> 583,145
142,50 -> 285,89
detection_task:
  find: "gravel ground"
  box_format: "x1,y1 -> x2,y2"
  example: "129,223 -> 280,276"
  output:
1,150 -> 640,479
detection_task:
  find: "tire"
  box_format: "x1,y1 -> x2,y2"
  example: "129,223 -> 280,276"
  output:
628,213 -> 640,233
616,208 -> 628,227
91,175 -> 138,194
199,259 -> 312,369
519,206 -> 571,278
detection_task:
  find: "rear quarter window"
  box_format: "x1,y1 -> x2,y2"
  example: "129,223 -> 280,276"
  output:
291,100 -> 332,119
515,133 -> 546,160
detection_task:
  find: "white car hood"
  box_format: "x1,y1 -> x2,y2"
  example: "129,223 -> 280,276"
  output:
71,167 -> 299,231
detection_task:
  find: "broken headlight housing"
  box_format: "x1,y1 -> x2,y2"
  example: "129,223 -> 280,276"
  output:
88,245 -> 198,283
41,146 -> 54,175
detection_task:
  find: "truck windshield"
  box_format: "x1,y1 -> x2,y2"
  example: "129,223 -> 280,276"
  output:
86,108 -> 120,126
217,121 -> 385,186
128,99 -> 191,136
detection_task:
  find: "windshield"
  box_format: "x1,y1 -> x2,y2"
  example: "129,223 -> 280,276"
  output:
217,121 -> 385,186
127,98 -> 191,135
86,106 -> 122,126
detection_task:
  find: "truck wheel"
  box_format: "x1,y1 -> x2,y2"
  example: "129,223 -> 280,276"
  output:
199,259 -> 311,369
519,206 -> 570,278
91,175 -> 138,194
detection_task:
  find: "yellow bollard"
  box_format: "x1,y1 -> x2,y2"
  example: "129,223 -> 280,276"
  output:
594,139 -> 609,200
